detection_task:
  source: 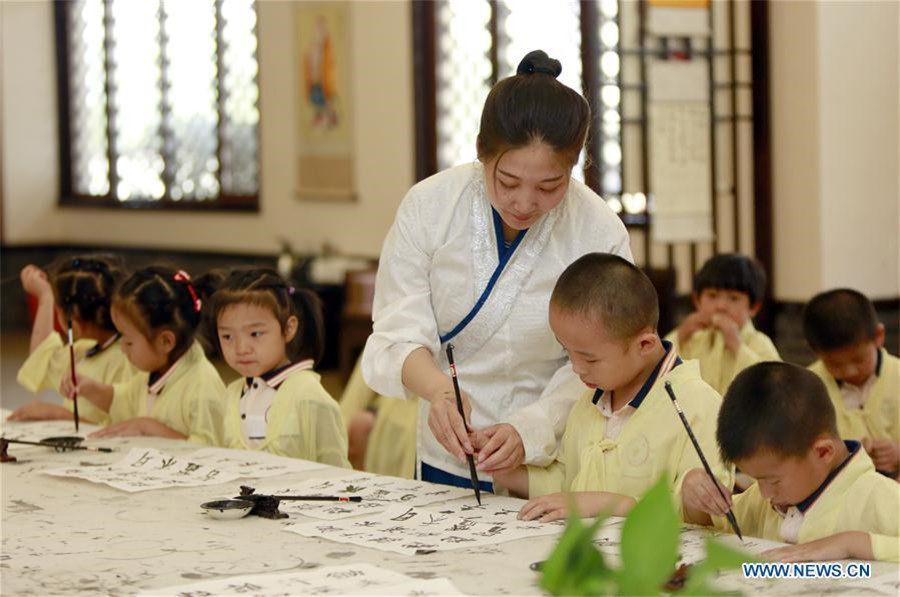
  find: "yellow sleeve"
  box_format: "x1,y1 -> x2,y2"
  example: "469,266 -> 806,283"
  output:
61,346 -> 136,427
16,333 -> 69,393
309,399 -> 351,468
734,332 -> 781,372
109,375 -> 146,424
364,397 -> 417,478
221,380 -> 246,450
870,533 -> 900,563
62,396 -> 110,427
526,394 -> 588,497
184,369 -> 226,446
527,461 -> 566,498
712,483 -> 775,539
864,477 -> 900,562
268,375 -> 350,468
338,357 -> 377,426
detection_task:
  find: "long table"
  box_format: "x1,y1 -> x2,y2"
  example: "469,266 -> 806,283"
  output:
2,422 -> 897,596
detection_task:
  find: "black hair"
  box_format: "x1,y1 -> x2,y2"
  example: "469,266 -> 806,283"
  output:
551,253 -> 659,341
198,267 -> 325,365
693,253 -> 767,305
802,288 -> 879,352
113,266 -> 203,366
477,50 -> 590,171
717,362 -> 838,462
51,254 -> 125,331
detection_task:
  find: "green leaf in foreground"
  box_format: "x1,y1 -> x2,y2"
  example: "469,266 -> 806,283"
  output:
617,477 -> 680,595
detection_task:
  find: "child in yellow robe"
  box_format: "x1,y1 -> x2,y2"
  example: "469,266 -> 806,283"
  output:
72,267 -> 225,445
683,362 -> 899,562
803,288 -> 899,477
666,253 -> 780,396
202,268 -> 349,467
340,357 -> 416,477
491,253 -> 730,521
11,256 -> 135,426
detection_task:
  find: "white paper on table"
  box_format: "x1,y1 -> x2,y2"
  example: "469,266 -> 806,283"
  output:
255,473 -> 473,520
142,563 -> 464,596
187,446 -> 330,479
419,494 -> 532,522
676,525 -> 786,566
647,59 -> 714,244
43,447 -> 239,492
284,504 -> 564,556
0,418 -> 102,442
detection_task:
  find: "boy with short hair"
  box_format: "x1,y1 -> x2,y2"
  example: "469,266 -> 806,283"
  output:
666,253 -> 780,396
803,289 -> 899,477
682,362 -> 899,562
489,253 -> 730,522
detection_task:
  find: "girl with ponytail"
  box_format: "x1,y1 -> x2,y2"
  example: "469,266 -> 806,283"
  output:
76,266 -> 226,444
11,255 -> 136,425
201,268 -> 349,467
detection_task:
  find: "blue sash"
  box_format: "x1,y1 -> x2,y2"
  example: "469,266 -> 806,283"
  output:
439,209 -> 527,344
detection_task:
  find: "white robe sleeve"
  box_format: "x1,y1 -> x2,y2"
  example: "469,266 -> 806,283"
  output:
362,192 -> 441,399
503,361 -> 584,466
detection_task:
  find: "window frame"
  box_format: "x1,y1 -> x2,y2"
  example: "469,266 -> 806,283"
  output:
413,0 -> 773,280
54,0 -> 260,212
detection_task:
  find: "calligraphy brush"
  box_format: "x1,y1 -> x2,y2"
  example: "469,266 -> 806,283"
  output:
1,437 -> 113,453
446,343 -> 481,505
664,381 -> 742,541
67,319 -> 80,432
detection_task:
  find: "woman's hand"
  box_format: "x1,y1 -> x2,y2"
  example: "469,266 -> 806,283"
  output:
471,423 -> 525,473
426,387 -> 474,462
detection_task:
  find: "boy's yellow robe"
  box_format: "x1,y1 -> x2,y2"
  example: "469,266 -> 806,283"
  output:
714,445 -> 900,562
17,333 -> 136,426
527,359 -> 731,511
809,349 -> 899,443
224,369 -> 350,469
667,320 -> 780,396
109,342 -> 225,445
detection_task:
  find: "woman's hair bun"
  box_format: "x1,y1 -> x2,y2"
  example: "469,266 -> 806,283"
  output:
516,50 -> 562,78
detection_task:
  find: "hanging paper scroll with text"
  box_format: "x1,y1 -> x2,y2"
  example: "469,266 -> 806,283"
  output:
648,60 -> 713,243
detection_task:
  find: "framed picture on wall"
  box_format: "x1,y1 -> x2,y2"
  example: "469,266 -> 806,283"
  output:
296,1 -> 355,201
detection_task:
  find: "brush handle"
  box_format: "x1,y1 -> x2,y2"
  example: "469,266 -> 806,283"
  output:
67,321 -> 80,432
664,382 -> 743,540
445,343 -> 482,505
273,496 -> 362,502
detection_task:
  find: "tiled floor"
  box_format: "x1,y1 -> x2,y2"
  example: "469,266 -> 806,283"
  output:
0,330 -> 346,412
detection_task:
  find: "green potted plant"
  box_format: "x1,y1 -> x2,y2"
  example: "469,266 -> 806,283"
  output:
540,476 -> 754,596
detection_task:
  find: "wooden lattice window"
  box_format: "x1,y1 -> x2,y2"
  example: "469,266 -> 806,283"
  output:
56,0 -> 260,210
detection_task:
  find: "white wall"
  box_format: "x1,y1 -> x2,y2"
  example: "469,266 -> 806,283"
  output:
770,0 -> 899,301
817,0 -> 899,299
769,0 -> 822,301
1,0 -> 414,257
